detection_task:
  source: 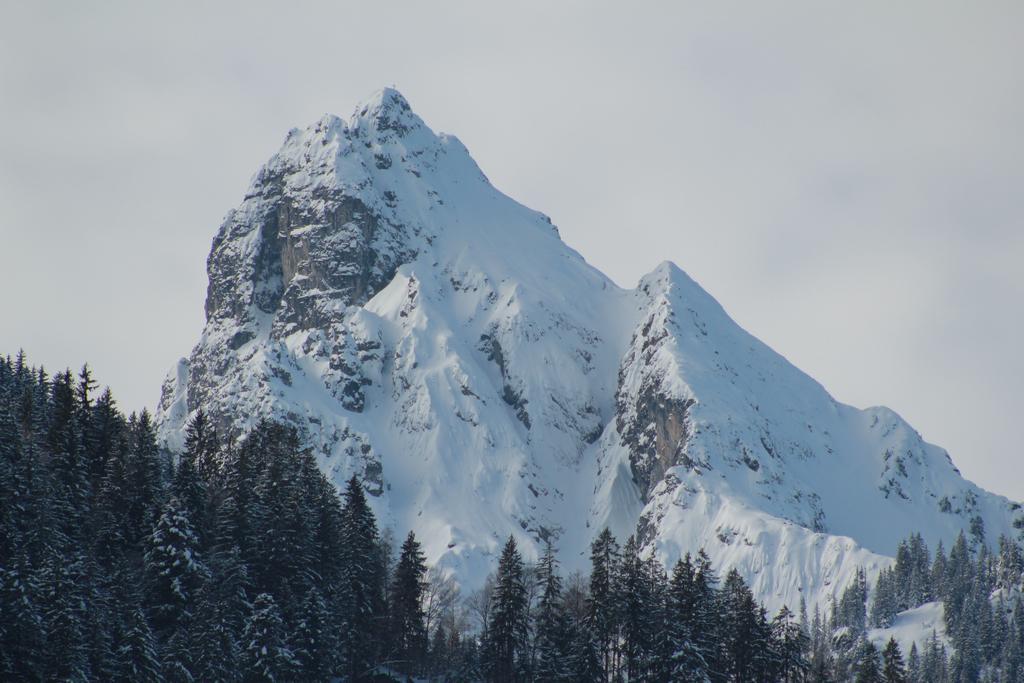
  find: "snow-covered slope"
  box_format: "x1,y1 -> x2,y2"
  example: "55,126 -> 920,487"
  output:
157,88 -> 1022,613
868,601 -> 948,656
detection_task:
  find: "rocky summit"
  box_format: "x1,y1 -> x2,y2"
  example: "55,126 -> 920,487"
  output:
157,88 -> 1022,612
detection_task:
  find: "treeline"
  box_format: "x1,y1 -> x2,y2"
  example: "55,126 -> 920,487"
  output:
2,350 -> 1022,682
796,529 -> 1024,682
0,352 -> 808,681
475,527 -> 814,682
864,531 -> 1024,681
0,352 -> 406,681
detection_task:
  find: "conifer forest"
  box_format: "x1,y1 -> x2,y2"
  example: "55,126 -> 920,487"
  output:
3,354 -> 1024,682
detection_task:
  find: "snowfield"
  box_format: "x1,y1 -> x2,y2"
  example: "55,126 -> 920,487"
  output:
868,601 -> 948,655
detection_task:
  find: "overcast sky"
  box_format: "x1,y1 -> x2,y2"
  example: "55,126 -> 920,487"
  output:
1,2 -> 1021,499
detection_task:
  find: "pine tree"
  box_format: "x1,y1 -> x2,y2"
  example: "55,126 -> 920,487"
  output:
720,569 -> 761,681
388,530 -> 428,675
906,643 -> 920,683
113,605 -> 164,683
871,568 -> 897,628
485,535 -> 529,683
189,544 -> 250,683
920,631 -> 948,683
340,475 -> 385,680
144,497 -> 206,632
245,422 -> 311,596
125,410 -> 163,546
617,535 -> 652,680
292,586 -> 337,681
568,617 -> 602,683
856,639 -> 882,682
644,555 -> 675,682
182,409 -> 219,481
76,364 -> 105,488
93,424 -> 132,570
667,554 -> 710,681
881,637 -> 907,683
242,593 -> 296,682
171,431 -> 207,548
0,556 -> 44,679
38,548 -> 92,681
691,549 -> 722,680
773,605 -> 809,682
944,531 -> 973,633
48,369 -> 90,536
533,540 -> 572,681
587,527 -> 620,680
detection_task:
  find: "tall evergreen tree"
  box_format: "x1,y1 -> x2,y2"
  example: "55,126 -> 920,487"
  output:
144,497 -> 205,632
906,643 -> 920,683
587,527 -> 620,680
719,569 -> 761,681
533,540 -> 572,681
171,428 -> 207,548
38,548 -> 92,681
113,605 -> 164,683
124,410 -> 163,546
340,475 -> 385,680
485,535 -> 529,683
856,639 -> 882,683
241,593 -> 296,683
292,586 -> 336,682
618,534 -> 652,680
881,637 -> 907,683
773,604 -> 809,682
182,408 -> 219,481
388,530 -> 429,675
667,553 -> 710,681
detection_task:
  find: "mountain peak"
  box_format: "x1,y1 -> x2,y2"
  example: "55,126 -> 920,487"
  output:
350,87 -> 423,140
160,90 -> 1023,617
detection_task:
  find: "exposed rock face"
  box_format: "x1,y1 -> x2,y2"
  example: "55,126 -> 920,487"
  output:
158,89 -> 1023,613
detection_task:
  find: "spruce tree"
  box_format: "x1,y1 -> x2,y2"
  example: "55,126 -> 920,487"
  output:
533,540 -> 572,681
388,530 -> 429,675
667,553 -> 710,681
171,433 -> 207,548
242,593 -> 296,682
587,527 -> 620,679
189,544 -> 250,683
855,639 -> 882,683
48,369 -> 90,536
720,569 -> 760,681
691,549 -> 722,679
0,556 -> 44,679
125,410 -> 163,547
881,637 -> 907,683
485,535 -> 529,683
38,548 -> 92,681
143,497 -> 205,632
292,586 -> 337,681
906,642 -> 920,683
772,605 -> 809,682
618,534 -> 652,680
182,409 -> 219,481
113,605 -> 164,683
340,475 -> 385,680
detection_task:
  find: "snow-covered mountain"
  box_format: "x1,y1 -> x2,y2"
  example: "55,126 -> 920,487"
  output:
157,88 -> 1022,613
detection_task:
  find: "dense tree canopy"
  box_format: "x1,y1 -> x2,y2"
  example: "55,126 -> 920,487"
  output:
2,351 -> 1024,682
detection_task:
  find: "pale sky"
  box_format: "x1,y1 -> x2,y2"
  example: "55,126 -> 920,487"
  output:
1,2 -> 1021,499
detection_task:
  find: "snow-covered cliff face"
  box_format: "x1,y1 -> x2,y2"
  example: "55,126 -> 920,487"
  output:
158,88 -> 1022,613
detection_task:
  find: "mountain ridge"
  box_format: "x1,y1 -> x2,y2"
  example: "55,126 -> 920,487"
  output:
157,88 -> 1021,613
